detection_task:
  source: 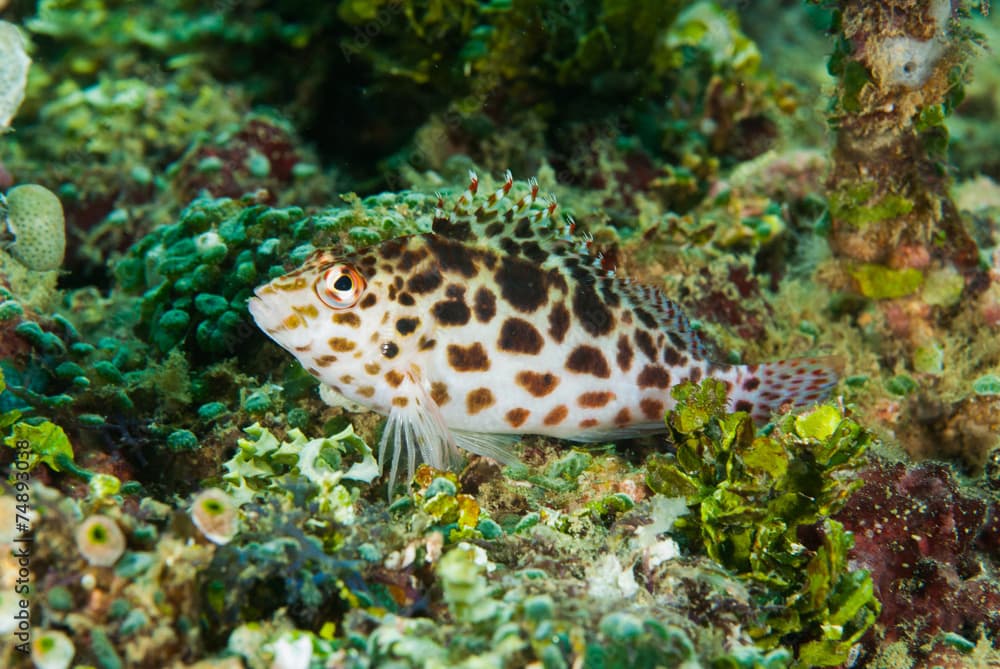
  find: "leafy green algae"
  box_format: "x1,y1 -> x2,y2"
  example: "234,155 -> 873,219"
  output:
850,263 -> 924,300
646,380 -> 879,666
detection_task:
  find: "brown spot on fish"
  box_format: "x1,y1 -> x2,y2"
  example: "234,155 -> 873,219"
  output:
640,398 -> 665,420
548,303 -> 570,343
392,396 -> 409,407
498,318 -> 544,354
360,294 -> 377,309
364,362 -> 381,375
743,377 -> 760,391
293,304 -> 319,319
634,330 -> 656,361
614,408 -> 632,426
427,236 -> 477,277
474,287 -> 496,323
446,284 -> 466,299
689,367 -> 702,383
283,314 -> 303,329
407,269 -> 443,295
516,371 -> 559,397
333,312 -> 361,327
398,248 -> 428,272
433,215 -> 472,240
358,385 -> 375,398
633,308 -> 657,330
637,365 -> 671,389
566,345 -> 611,378
495,256 -> 549,313
328,337 -> 356,352
432,299 -> 471,326
294,343 -> 312,353
418,336 -> 436,351
447,343 -> 491,371
395,317 -> 420,335
430,381 -> 450,406
505,408 -> 530,428
579,418 -> 599,428
662,346 -> 682,366
314,355 -> 338,367
543,405 -> 568,426
735,400 -> 754,413
340,374 -> 353,384
616,335 -> 633,372
385,370 -> 405,388
578,391 -> 615,408
466,388 -> 496,415
572,283 -> 614,336
398,292 -> 415,306
379,238 -> 404,259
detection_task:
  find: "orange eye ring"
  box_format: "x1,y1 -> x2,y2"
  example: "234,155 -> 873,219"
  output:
316,264 -> 366,309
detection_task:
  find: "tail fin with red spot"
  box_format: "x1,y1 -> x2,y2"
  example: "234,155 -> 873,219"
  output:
727,356 -> 843,424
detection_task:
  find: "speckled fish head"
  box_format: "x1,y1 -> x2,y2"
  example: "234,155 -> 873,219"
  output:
249,248 -> 385,383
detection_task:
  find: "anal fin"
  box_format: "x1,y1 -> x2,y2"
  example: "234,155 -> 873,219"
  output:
452,430 -> 521,466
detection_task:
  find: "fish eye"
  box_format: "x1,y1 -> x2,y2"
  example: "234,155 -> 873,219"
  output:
317,264 -> 365,309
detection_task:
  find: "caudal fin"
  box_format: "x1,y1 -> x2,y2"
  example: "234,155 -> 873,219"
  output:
728,356 -> 843,424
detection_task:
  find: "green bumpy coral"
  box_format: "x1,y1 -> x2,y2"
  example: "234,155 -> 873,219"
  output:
646,380 -> 879,666
113,189 -> 440,361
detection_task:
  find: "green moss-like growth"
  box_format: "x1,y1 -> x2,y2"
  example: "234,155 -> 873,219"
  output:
645,379 -> 879,665
827,181 -> 914,228
850,263 -> 924,300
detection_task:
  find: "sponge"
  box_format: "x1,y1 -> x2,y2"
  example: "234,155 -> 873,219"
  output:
0,21 -> 31,131
3,184 -> 66,271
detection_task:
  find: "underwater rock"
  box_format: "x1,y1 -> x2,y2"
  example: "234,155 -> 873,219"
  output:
839,458 -> 1000,662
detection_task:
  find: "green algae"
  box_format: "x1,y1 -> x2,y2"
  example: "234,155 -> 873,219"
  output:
828,182 -> 915,228
646,380 -> 878,664
3,419 -> 78,475
851,263 -> 924,299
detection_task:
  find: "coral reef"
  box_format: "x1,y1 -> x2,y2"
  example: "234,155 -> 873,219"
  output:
0,1 -> 998,668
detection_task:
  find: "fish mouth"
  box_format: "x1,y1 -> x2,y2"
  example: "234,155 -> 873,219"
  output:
247,294 -> 277,331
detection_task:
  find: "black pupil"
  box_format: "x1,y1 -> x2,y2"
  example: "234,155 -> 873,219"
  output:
333,274 -> 353,292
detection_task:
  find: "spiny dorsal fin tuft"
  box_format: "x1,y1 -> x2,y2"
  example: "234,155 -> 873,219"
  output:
431,171 -> 585,263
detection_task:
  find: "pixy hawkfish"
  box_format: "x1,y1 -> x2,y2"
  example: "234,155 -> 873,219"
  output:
249,172 -> 838,487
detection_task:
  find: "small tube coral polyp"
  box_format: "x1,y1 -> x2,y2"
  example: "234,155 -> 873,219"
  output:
74,515 -> 126,567
190,488 -> 239,545
31,630 -> 75,669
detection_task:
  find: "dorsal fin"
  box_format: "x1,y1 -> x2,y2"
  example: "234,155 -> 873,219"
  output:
431,171 -> 581,261
430,171 -> 709,359
619,281 -> 713,360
